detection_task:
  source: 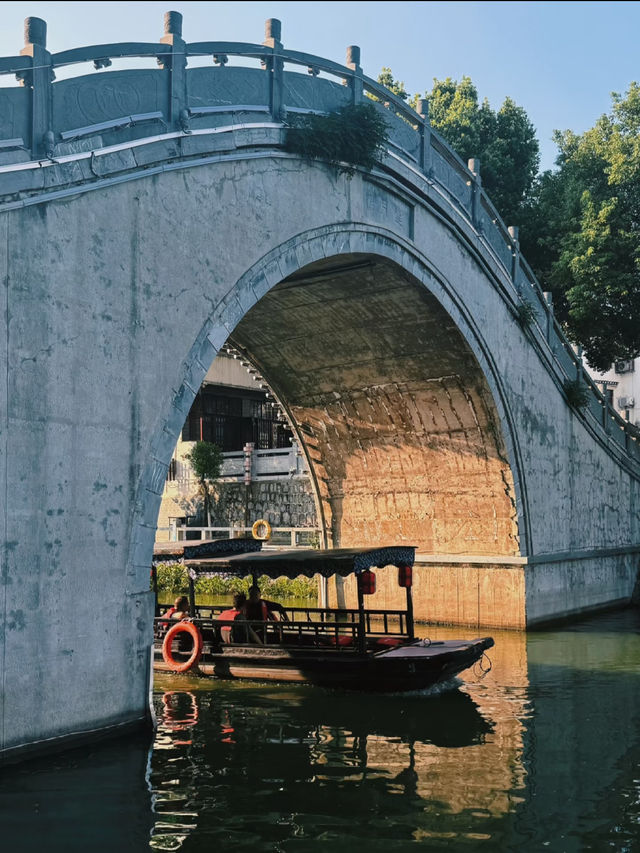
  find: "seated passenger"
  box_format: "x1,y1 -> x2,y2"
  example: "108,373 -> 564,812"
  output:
217,593 -> 262,644
245,585 -> 290,623
162,595 -> 190,624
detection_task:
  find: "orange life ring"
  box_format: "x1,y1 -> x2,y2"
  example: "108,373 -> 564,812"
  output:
162,621 -> 203,673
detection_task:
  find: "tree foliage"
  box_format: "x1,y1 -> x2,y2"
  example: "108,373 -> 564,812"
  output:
375,71 -> 539,225
376,67 -> 409,101
155,563 -> 317,601
184,440 -> 223,527
520,83 -> 640,369
425,77 -> 539,224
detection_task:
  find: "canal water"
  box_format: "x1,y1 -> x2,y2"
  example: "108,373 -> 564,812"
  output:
2,608 -> 639,852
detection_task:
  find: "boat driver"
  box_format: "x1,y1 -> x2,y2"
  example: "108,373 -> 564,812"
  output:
245,585 -> 289,623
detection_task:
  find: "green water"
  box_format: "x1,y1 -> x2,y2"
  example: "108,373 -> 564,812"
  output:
2,608 -> 639,852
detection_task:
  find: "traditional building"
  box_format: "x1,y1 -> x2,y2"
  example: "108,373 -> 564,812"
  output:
156,351 -> 318,542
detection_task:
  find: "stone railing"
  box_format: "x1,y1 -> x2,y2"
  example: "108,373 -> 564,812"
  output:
1,11 -> 638,467
168,525 -> 321,547
167,445 -> 308,487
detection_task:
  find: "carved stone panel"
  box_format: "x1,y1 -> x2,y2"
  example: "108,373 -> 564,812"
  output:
188,67 -> 269,109
53,70 -> 166,134
283,73 -> 350,113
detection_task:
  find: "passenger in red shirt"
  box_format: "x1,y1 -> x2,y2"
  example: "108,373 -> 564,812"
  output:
162,595 -> 190,625
217,593 -> 262,644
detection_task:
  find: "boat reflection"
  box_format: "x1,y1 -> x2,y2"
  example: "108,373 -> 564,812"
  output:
149,676 -> 507,849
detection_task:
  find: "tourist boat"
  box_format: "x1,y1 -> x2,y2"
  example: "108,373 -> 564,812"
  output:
152,543 -> 494,692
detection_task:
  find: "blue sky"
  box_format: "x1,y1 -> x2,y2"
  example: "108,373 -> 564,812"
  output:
1,1 -> 638,171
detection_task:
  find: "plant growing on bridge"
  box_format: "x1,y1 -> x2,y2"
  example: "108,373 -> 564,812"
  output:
563,378 -> 590,410
515,299 -> 537,328
184,440 -> 223,527
284,103 -> 389,178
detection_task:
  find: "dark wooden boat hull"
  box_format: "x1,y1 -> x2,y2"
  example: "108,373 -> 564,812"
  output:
154,637 -> 494,692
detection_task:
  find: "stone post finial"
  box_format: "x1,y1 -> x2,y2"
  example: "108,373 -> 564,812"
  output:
265,18 -> 281,42
263,18 -> 283,119
346,45 -> 360,68
468,157 -> 480,177
508,225 -> 519,243
416,98 -> 429,119
345,46 -> 362,104
164,11 -> 183,37
24,16 -> 46,47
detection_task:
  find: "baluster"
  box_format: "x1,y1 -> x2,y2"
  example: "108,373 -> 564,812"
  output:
576,345 -> 584,382
468,158 -> 482,230
508,225 -> 520,287
602,393 -> 611,434
159,10 -> 187,131
543,291 -> 554,342
263,18 -> 284,121
20,17 -> 53,159
416,98 -> 431,174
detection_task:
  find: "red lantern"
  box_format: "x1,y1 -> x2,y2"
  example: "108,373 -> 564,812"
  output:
398,565 -> 412,588
359,570 -> 376,595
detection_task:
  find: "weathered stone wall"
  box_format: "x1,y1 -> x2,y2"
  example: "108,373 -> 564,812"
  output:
2,155 -> 640,761
211,479 -> 318,530
330,561 -> 527,629
2,100 -> 640,760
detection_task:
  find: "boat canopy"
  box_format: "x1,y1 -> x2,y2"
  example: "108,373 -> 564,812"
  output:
152,537 -> 262,564
185,545 -> 416,580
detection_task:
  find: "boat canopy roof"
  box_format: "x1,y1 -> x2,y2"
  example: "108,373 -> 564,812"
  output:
153,537 -> 262,564
185,545 -> 416,580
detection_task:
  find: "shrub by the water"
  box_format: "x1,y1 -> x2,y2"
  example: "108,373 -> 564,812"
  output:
155,563 -> 317,601
155,563 -> 187,594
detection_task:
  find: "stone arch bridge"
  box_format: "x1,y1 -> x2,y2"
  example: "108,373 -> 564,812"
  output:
1,13 -> 639,759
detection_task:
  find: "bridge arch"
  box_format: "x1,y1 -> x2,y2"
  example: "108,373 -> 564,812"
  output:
135,224 -> 530,585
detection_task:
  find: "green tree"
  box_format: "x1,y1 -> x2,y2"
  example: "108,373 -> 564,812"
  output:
184,441 -> 223,527
520,83 -> 640,370
425,77 -> 539,224
422,75 -> 483,158
376,67 -> 409,101
376,71 -> 539,225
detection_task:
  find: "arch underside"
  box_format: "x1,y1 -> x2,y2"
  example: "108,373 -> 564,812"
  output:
230,254 -> 520,556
